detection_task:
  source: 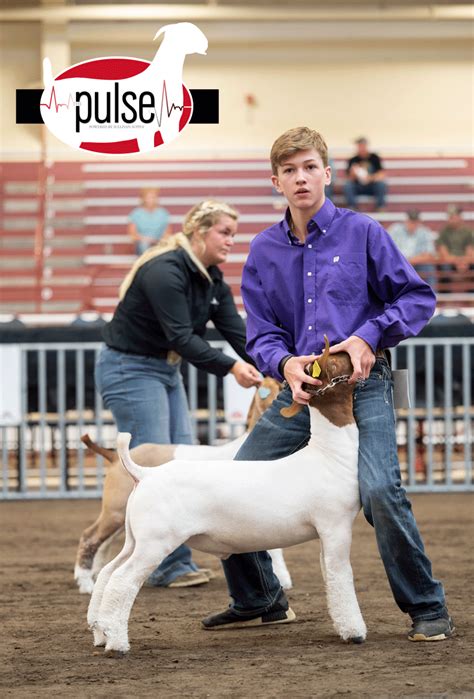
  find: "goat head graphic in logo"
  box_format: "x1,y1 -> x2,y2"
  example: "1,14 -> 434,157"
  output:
40,22 -> 208,155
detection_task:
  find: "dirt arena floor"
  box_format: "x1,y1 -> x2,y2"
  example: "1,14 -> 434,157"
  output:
0,494 -> 473,699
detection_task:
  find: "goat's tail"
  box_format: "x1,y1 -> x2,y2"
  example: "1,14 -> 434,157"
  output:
117,433 -> 147,484
81,434 -> 116,463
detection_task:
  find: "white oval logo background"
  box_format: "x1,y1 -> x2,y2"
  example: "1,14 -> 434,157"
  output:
39,22 -> 207,155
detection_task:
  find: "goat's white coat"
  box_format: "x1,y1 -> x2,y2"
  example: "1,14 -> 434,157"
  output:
88,405 -> 366,654
74,431 -> 291,593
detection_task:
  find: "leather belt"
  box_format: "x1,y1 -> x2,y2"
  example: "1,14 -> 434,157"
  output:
156,349 -> 181,365
108,345 -> 181,364
376,348 -> 391,367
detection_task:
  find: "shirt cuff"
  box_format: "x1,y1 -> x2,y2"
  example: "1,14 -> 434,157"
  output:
278,355 -> 293,380
270,351 -> 293,380
352,321 -> 381,354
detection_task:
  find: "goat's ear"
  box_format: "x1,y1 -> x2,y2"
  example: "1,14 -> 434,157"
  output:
154,25 -> 174,40
280,402 -> 304,418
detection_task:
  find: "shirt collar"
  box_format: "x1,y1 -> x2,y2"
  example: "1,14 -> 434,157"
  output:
181,248 -> 221,281
284,197 -> 336,244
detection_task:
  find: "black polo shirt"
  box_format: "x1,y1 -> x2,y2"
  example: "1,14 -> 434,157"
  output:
102,248 -> 251,376
346,152 -> 384,175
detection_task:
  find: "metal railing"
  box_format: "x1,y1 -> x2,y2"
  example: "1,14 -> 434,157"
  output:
0,338 -> 473,499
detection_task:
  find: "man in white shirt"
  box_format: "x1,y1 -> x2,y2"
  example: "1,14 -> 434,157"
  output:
389,210 -> 437,289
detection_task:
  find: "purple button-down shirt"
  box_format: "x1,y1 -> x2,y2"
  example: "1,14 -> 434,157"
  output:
242,198 -> 436,379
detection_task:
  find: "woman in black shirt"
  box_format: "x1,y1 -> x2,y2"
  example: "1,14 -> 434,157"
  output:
95,200 -> 260,588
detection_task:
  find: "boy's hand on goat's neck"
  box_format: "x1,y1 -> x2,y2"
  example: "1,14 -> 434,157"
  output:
283,355 -> 322,405
327,336 -> 375,383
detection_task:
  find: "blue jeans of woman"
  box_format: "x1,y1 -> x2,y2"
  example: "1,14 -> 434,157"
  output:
222,358 -> 446,622
95,346 -> 197,585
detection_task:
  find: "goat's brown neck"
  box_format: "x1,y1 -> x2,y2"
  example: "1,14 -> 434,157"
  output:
309,391 -> 355,428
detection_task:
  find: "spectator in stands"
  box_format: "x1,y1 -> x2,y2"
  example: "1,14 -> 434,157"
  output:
95,200 -> 261,589
388,210 -> 437,288
436,206 -> 474,292
437,205 -> 474,267
128,187 -> 172,255
202,126 -> 453,643
344,137 -> 387,211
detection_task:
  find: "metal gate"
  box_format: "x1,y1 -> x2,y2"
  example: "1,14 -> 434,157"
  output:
1,338 -> 473,499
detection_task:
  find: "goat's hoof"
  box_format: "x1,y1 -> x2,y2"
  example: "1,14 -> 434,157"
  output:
92,627 -> 107,647
104,649 -> 127,659
349,636 -> 365,644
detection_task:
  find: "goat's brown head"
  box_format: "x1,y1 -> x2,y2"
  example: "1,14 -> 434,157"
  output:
280,335 -> 355,424
246,376 -> 282,431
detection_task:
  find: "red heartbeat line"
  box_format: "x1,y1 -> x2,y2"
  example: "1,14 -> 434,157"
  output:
40,80 -> 190,124
40,85 -> 75,112
155,80 -> 191,127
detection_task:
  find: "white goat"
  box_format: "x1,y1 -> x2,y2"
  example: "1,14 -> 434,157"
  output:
88,345 -> 366,655
74,378 -> 291,594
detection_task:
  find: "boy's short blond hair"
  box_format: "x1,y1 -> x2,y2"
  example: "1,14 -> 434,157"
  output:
270,127 -> 329,174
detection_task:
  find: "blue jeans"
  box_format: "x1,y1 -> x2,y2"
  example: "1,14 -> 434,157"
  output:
95,346 -> 198,585
223,358 -> 446,622
344,179 -> 387,209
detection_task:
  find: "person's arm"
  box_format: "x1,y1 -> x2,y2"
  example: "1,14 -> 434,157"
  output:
241,248 -> 297,379
210,279 -> 261,387
368,154 -> 385,183
346,156 -> 358,181
128,221 -> 140,242
242,249 -> 322,400
140,259 -> 244,377
128,221 -> 154,245
350,220 -> 437,352
436,236 -> 454,261
409,252 -> 436,264
160,223 -> 174,242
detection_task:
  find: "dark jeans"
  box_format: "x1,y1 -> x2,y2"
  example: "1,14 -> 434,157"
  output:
344,179 -> 387,209
223,358 -> 446,622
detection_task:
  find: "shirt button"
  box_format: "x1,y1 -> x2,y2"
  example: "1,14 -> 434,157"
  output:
307,298 -> 312,303
307,271 -> 312,276
308,325 -> 313,330
307,244 -> 312,249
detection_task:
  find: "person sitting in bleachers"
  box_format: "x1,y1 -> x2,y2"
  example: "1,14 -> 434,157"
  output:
128,187 -> 172,255
343,137 -> 387,211
388,210 -> 437,289
436,205 -> 474,292
437,205 -> 474,261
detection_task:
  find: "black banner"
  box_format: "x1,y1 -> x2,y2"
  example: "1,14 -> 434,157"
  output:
16,88 -> 219,124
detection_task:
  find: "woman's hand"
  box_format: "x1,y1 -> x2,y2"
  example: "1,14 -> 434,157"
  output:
230,362 -> 262,388
283,355 -> 322,405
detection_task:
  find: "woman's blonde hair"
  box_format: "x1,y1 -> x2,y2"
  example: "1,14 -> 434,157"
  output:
119,199 -> 238,300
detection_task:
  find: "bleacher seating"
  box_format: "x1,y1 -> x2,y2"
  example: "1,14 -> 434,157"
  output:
1,156 -> 473,317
